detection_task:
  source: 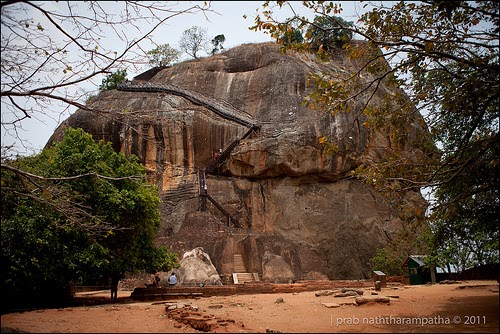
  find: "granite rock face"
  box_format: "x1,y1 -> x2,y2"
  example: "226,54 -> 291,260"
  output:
47,42 -> 429,280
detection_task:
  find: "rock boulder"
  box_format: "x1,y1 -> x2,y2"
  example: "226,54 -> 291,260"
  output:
176,247 -> 222,286
46,42 -> 430,279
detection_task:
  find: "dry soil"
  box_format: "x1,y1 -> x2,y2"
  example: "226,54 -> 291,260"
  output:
1,280 -> 498,333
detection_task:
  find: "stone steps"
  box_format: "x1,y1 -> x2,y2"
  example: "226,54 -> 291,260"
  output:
232,272 -> 258,284
235,273 -> 257,283
233,254 -> 246,273
233,254 -> 259,284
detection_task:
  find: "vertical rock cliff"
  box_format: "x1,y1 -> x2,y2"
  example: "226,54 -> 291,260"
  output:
47,42 -> 429,280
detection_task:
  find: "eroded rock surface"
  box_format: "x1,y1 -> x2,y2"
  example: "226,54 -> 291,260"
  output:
46,42 -> 429,279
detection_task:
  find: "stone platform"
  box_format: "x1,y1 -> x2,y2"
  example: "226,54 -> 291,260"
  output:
130,279 -> 372,301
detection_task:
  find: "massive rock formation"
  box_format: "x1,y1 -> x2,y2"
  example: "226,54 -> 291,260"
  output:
47,42 -> 429,280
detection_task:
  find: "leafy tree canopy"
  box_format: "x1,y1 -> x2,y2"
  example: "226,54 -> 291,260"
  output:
211,34 -> 226,55
251,1 -> 499,270
280,28 -> 304,46
306,15 -> 354,51
1,128 -> 178,308
147,43 -> 181,67
99,69 -> 127,91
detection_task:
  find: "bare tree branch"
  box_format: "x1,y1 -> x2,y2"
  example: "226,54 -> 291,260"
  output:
1,1 -> 214,150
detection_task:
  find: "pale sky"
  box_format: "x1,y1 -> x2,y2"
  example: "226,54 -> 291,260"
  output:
1,1 -> 367,156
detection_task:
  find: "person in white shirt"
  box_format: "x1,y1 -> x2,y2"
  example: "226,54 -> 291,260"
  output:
168,272 -> 177,286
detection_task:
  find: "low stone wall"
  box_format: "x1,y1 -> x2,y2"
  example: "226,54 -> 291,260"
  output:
386,276 -> 410,284
131,280 -> 373,301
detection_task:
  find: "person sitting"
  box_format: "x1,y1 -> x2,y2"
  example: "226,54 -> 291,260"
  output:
168,272 -> 177,287
152,274 -> 161,287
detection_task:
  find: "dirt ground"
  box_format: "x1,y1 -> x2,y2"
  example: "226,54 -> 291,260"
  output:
1,280 -> 498,333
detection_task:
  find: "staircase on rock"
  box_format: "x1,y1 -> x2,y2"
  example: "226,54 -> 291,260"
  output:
232,254 -> 259,284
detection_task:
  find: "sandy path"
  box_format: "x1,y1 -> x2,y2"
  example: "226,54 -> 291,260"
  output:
1,280 -> 498,333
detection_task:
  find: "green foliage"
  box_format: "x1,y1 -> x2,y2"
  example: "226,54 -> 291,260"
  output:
370,220 -> 432,276
306,15 -> 354,51
99,69 -> 127,91
279,27 -> 304,46
428,132 -> 500,269
370,249 -> 404,276
147,44 -> 180,67
210,34 -> 226,55
428,217 -> 499,273
1,128 -> 178,308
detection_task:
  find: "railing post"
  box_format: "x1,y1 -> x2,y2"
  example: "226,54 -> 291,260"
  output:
198,169 -> 207,211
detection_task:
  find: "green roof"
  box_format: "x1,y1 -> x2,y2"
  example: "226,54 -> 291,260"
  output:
402,255 -> 426,267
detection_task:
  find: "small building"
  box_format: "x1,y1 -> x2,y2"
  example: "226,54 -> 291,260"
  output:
402,255 -> 436,285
